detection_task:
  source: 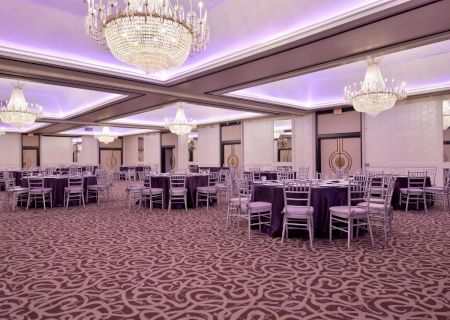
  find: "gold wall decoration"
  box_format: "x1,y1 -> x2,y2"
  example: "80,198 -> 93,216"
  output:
227,154 -> 239,168
328,138 -> 352,172
170,155 -> 176,170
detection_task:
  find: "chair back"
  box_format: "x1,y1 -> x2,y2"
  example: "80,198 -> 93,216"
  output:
444,169 -> 450,193
170,174 -> 186,189
28,177 -> 45,190
68,176 -> 84,188
335,169 -> 348,180
199,168 -> 210,174
5,178 -> 17,191
208,172 -> 219,187
407,171 -> 426,189
219,169 -> 230,182
424,167 -> 437,185
297,167 -> 309,180
347,179 -> 370,207
239,171 -> 253,181
277,171 -> 295,181
96,172 -> 109,185
283,180 -> 311,209
235,178 -> 250,201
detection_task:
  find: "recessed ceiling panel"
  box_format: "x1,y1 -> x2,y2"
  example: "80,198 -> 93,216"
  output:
107,102 -> 264,126
1,0 -> 393,81
227,40 -> 450,109
60,126 -> 155,137
0,78 -> 125,119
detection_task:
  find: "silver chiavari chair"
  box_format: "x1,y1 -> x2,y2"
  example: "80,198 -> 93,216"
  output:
399,171 -> 427,213
196,172 -> 219,210
64,176 -> 85,208
168,174 -> 187,212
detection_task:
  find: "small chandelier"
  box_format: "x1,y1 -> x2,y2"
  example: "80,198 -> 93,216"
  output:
344,58 -> 407,116
95,126 -> 118,144
165,105 -> 196,135
0,127 -> 5,136
443,101 -> 450,130
85,0 -> 209,73
0,82 -> 42,128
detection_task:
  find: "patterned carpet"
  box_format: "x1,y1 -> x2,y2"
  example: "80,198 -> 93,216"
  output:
1,183 -> 449,320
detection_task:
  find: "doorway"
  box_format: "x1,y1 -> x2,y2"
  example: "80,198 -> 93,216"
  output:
22,147 -> 39,168
161,146 -> 175,173
318,136 -> 361,175
221,142 -> 241,169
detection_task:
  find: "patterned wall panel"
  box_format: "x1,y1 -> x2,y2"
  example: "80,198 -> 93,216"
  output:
197,125 -> 220,167
243,119 -> 274,168
365,98 -> 441,166
40,136 -> 73,166
0,133 -> 21,168
144,133 -> 161,170
80,135 -> 98,165
294,114 -> 315,173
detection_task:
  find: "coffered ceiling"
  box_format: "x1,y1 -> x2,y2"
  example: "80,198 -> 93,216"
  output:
0,0 -> 449,135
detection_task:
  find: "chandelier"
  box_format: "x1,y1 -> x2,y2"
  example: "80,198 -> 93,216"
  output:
165,105 -> 196,135
344,58 -> 407,116
0,127 -> 5,136
443,101 -> 450,130
95,127 -> 118,144
85,0 -> 209,73
0,82 -> 42,128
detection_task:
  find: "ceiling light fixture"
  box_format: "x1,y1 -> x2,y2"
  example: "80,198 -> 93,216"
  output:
85,0 -> 209,73
95,126 -> 118,144
165,105 -> 196,135
0,82 -> 43,128
344,58 -> 406,116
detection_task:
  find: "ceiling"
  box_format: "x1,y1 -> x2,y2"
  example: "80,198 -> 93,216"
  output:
60,126 -> 155,137
227,39 -> 450,109
1,0 -> 400,82
0,0 -> 449,135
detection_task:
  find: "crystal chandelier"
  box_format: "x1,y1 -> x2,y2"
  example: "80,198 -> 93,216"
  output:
344,58 -> 407,116
85,0 -> 209,73
165,105 -> 196,135
0,82 -> 42,128
443,101 -> 450,130
95,126 -> 118,144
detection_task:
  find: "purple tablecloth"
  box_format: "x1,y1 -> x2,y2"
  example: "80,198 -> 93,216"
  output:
245,171 -> 297,181
148,175 -> 208,209
120,166 -> 145,172
199,167 -> 223,173
252,184 -> 348,238
21,176 -> 97,207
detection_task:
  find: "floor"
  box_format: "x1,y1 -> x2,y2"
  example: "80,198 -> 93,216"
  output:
1,183 -> 449,320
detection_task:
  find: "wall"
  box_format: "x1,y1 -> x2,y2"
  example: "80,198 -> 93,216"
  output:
197,125 -> 220,167
243,118 -> 275,169
0,133 -> 21,169
144,132 -> 161,171
293,114 -> 315,175
40,136 -> 73,166
364,96 -> 443,183
123,135 -> 138,165
177,134 -> 189,170
80,135 -> 98,165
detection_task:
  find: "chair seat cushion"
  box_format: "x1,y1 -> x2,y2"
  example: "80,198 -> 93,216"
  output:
64,186 -> 84,193
10,188 -> 28,194
29,188 -> 52,194
170,187 -> 187,195
142,188 -> 163,195
197,186 -> 218,194
424,186 -> 444,193
229,197 -> 248,204
88,184 -> 108,190
357,201 -> 386,211
283,205 -> 314,217
330,206 -> 367,218
241,201 -> 272,212
400,187 -> 424,195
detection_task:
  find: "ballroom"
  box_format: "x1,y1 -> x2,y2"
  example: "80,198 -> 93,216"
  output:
0,0 -> 449,319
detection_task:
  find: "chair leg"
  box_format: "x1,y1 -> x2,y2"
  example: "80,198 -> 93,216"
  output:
248,212 -> 251,240
308,217 -> 314,249
367,216 -> 375,247
184,194 -> 187,213
347,219 -> 352,250
82,193 -> 85,208
405,195 -> 409,213
329,214 -> 333,242
423,193 -> 427,213
226,205 -> 230,229
281,216 -> 287,245
43,194 -> 46,211
168,194 -> 171,213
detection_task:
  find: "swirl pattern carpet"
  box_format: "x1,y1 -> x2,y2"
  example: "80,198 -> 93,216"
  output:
0,183 -> 449,320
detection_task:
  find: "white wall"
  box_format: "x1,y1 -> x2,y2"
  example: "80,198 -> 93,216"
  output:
177,134 -> 189,170
0,133 -> 21,169
40,136 -> 73,166
123,135 -> 138,165
80,135 -> 98,165
197,125 -> 220,167
293,114 -> 315,175
144,132 -> 161,171
364,96 -> 443,183
243,119 -> 274,169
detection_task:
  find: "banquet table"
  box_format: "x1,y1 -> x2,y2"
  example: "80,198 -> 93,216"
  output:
245,171 -> 297,181
147,174 -> 208,209
120,166 -> 146,172
21,175 -> 97,207
252,182 -> 348,238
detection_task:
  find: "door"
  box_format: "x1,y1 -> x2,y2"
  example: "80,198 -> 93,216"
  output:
99,150 -> 122,171
222,143 -> 241,169
161,147 -> 174,173
319,137 -> 361,175
22,148 -> 39,168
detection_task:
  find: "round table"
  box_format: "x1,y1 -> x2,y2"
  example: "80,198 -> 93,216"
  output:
252,183 -> 348,238
391,176 -> 431,210
148,174 -> 209,209
21,175 -> 97,207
